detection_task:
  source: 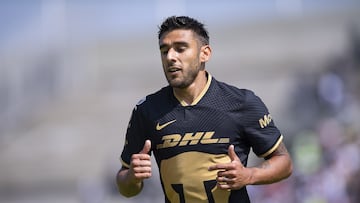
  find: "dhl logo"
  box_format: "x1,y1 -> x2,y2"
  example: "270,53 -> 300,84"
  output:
156,131 -> 229,149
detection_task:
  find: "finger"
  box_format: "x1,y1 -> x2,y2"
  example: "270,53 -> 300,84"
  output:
217,170 -> 233,178
134,171 -> 152,179
228,145 -> 240,162
208,164 -> 229,171
218,184 -> 231,190
132,159 -> 152,167
133,166 -> 152,173
217,181 -> 231,190
139,140 -> 151,154
217,176 -> 228,182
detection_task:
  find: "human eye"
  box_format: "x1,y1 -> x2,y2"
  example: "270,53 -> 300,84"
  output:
159,44 -> 169,55
160,48 -> 169,55
175,46 -> 187,53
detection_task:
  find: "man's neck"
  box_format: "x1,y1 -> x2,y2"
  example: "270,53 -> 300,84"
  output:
173,71 -> 208,106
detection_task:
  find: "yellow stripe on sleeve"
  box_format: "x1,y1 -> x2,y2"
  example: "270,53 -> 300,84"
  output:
259,135 -> 283,158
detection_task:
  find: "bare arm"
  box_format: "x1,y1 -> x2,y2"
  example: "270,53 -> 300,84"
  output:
208,141 -> 292,189
116,167 -> 144,197
248,141 -> 293,185
116,140 -> 152,197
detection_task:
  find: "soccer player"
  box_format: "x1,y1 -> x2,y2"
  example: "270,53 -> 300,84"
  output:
116,16 -> 292,203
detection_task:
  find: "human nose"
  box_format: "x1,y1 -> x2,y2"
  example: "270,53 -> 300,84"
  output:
166,48 -> 177,61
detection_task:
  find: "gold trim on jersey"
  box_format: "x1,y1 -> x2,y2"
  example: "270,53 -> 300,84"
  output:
120,158 -> 130,168
175,73 -> 213,106
259,135 -> 283,158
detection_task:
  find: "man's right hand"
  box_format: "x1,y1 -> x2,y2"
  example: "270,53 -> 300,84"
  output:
128,140 -> 152,183
117,140 -> 152,197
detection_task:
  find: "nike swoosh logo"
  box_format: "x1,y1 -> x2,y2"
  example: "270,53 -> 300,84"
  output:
156,120 -> 176,131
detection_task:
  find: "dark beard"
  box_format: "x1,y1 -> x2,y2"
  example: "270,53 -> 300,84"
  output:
167,68 -> 199,88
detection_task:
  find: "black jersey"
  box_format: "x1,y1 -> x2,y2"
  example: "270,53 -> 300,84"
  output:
121,74 -> 283,203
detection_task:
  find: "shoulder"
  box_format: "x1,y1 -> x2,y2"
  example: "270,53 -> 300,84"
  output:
133,86 -> 173,119
211,78 -> 258,103
136,86 -> 172,108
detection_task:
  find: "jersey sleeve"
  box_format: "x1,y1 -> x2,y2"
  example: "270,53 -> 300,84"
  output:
242,90 -> 282,158
120,103 -> 150,168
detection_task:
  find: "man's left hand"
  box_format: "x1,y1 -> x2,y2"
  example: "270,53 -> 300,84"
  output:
208,145 -> 252,190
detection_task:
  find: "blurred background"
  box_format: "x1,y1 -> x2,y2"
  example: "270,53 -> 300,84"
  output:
0,0 -> 360,203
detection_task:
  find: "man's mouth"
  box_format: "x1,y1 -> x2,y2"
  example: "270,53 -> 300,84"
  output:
168,66 -> 181,73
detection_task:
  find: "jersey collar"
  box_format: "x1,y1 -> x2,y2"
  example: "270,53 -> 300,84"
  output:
175,72 -> 212,106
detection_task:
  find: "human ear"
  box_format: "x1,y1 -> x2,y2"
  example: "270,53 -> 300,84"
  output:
200,45 -> 212,62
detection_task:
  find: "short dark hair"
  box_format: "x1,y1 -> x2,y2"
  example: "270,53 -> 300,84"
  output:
158,16 -> 209,45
